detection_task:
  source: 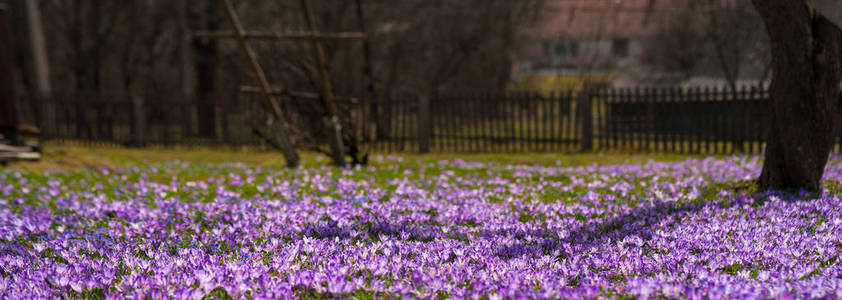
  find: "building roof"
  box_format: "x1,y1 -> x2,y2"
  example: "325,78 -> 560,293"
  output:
529,0 -> 736,40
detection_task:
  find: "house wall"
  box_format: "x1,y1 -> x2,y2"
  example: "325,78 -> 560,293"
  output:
524,37 -> 646,72
519,0 -> 688,73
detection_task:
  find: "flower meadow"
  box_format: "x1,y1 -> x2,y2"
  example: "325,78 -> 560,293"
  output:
3,156 -> 842,299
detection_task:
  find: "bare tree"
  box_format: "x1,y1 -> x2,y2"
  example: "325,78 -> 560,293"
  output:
21,0 -> 543,151
33,0 -> 541,98
224,0 -> 542,155
697,0 -> 768,90
39,0 -> 183,94
752,0 -> 842,191
640,10 -> 706,78
641,0 -> 770,84
358,0 -> 543,95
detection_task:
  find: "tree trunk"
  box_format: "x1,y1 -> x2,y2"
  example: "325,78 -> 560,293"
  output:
752,0 -> 842,191
0,7 -> 19,132
193,0 -> 219,138
89,0 -> 102,93
23,0 -> 52,139
178,0 -> 193,138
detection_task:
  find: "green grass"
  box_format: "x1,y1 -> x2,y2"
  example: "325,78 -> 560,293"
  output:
1,143 -> 725,172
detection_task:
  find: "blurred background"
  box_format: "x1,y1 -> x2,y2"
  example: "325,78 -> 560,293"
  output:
2,0 -> 842,160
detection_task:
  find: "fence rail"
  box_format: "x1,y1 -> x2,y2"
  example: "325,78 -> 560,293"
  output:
18,85 -> 842,154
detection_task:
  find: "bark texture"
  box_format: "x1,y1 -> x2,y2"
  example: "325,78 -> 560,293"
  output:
753,0 -> 842,191
193,0 -> 219,138
0,8 -> 19,129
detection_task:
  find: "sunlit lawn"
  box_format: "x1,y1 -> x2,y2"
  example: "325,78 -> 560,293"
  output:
2,145 -> 840,298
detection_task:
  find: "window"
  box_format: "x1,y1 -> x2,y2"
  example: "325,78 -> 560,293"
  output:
546,40 -> 579,67
554,43 -> 568,56
550,41 -> 579,58
613,39 -> 629,58
544,40 -> 579,68
568,41 -> 580,57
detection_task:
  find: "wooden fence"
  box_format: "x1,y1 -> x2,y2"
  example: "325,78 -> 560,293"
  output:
362,85 -> 840,155
363,92 -> 582,153
19,86 -> 842,154
590,86 -> 772,154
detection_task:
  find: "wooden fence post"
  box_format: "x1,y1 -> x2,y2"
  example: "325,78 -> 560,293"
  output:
131,96 -> 145,147
214,102 -> 224,144
417,96 -> 431,153
324,116 -> 346,166
38,95 -> 55,140
578,90 -> 593,152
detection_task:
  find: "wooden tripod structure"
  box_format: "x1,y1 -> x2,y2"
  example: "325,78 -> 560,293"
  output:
199,0 -> 366,167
